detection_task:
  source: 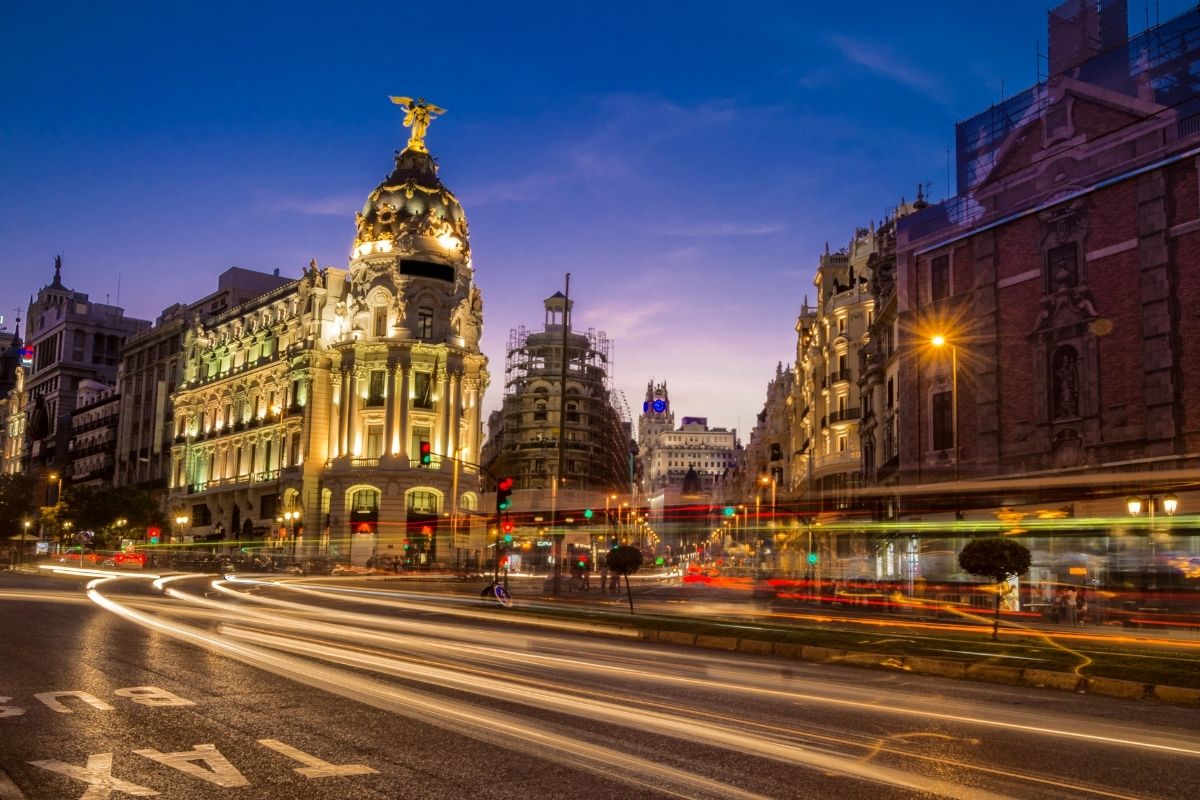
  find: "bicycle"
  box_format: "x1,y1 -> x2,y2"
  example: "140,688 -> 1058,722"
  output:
480,581 -> 512,607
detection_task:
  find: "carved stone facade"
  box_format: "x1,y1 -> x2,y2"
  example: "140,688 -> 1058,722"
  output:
168,140 -> 489,567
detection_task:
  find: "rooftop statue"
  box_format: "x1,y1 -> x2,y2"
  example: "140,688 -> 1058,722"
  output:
388,96 -> 446,153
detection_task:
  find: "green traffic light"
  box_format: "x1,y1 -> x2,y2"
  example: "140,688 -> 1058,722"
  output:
807,552 -> 818,565
504,534 -> 513,543
723,506 -> 735,517
583,509 -> 594,519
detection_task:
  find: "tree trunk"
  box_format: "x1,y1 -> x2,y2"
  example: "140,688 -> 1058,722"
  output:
625,574 -> 635,614
992,591 -> 1001,641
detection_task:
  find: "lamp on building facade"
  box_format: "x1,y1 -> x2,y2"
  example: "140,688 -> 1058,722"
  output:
929,334 -> 959,483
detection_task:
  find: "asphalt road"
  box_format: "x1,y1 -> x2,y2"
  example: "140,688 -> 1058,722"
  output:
2,568 -> 1199,799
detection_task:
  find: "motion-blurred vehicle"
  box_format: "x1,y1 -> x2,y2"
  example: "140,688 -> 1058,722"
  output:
57,547 -> 101,565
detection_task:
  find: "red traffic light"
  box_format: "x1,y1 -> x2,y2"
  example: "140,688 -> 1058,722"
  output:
502,520 -> 513,532
419,441 -> 432,465
497,477 -> 514,511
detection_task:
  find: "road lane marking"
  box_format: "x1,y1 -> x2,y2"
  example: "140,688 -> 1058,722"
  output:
0,698 -> 25,718
112,687 -> 195,708
34,692 -> 115,714
132,745 -> 248,788
256,740 -> 377,778
28,753 -> 158,798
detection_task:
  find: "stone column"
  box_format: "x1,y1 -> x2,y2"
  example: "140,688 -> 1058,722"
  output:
447,372 -> 461,459
384,358 -> 397,460
347,369 -> 360,457
337,368 -> 350,458
398,364 -> 411,459
436,368 -> 450,456
465,377 -> 481,465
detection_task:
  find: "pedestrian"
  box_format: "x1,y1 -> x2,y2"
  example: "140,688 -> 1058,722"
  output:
581,563 -> 591,591
1076,588 -> 1088,625
1064,586 -> 1078,626
599,562 -> 609,593
1052,587 -> 1065,623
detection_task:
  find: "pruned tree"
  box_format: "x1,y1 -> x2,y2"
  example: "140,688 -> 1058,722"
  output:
605,545 -> 643,614
958,537 -> 1032,641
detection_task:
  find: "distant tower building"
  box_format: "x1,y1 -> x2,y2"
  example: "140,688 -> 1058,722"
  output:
637,381 -> 738,494
484,292 -> 628,494
21,257 -> 151,478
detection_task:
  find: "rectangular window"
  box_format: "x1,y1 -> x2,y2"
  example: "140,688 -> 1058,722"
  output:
886,378 -> 894,410
932,390 -> 954,451
366,425 -> 384,458
413,372 -> 432,409
1045,242 -> 1078,290
417,308 -> 433,340
367,370 -> 386,406
930,254 -> 950,302
373,307 -> 388,337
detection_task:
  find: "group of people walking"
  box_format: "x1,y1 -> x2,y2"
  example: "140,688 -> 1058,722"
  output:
569,561 -> 621,592
1053,585 -> 1088,625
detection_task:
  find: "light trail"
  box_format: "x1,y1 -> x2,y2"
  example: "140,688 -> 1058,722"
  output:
192,577 -> 1200,759
91,578 -> 1012,799
13,566 -> 1187,799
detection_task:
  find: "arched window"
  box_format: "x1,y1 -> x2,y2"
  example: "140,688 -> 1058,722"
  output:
407,490 -> 439,514
459,493 -> 478,511
350,488 -> 379,513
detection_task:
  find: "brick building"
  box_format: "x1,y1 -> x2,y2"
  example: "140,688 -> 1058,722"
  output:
887,0 -> 1199,586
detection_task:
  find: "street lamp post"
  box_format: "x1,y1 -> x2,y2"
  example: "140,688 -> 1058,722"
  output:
174,514 -> 190,548
283,510 -> 302,561
1127,494 -> 1179,596
19,519 -> 31,565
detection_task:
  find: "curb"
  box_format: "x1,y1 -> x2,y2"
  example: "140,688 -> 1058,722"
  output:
637,629 -> 1200,708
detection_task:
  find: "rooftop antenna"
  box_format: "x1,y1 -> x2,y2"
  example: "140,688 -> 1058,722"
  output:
116,273 -> 121,306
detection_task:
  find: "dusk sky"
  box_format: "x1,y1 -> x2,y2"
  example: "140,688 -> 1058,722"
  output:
3,0 -> 1191,436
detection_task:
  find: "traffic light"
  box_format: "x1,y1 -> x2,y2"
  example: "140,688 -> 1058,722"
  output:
147,526 -> 161,545
807,552 -> 818,565
497,477 -> 513,511
723,506 -> 735,517
419,440 -> 432,466
583,508 -> 594,520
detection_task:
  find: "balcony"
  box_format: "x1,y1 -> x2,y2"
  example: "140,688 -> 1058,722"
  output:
827,407 -> 861,425
827,369 -> 851,385
351,457 -> 380,468
812,449 -> 862,472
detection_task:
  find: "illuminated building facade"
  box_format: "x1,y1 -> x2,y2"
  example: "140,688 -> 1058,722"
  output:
19,257 -> 150,483
638,382 -> 738,494
168,128 -> 489,567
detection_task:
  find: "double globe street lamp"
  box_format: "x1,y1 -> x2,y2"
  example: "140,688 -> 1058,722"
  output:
1127,493 -> 1179,592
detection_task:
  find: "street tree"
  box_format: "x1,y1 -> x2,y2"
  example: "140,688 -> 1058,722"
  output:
605,545 -> 643,614
958,537 -> 1032,641
0,473 -> 37,534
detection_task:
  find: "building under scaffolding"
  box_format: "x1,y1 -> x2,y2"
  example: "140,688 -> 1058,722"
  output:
484,291 -> 631,493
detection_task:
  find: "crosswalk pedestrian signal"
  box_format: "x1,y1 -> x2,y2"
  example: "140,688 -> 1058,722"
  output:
419,441 -> 432,466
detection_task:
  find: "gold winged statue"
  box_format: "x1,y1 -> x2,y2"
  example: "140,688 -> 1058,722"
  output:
389,96 -> 446,153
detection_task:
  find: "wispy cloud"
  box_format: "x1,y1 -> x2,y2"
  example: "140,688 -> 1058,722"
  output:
576,299 -> 671,339
265,193 -> 359,217
828,34 -> 951,105
663,221 -> 787,237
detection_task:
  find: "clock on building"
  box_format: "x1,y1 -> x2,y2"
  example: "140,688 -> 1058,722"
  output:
652,398 -> 667,413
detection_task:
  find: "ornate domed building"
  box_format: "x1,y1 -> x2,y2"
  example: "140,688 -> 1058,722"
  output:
169,103 -> 490,567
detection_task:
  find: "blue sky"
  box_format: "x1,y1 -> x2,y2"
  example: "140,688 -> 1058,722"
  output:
2,1 -> 1192,435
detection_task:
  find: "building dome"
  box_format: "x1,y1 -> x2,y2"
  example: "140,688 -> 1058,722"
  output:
352,148 -> 470,263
